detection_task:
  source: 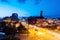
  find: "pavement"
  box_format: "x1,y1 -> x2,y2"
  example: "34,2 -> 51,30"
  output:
15,28 -> 60,40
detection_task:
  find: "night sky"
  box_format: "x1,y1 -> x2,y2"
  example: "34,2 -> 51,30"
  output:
0,0 -> 60,18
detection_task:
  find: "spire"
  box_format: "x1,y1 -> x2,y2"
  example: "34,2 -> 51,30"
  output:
40,10 -> 44,19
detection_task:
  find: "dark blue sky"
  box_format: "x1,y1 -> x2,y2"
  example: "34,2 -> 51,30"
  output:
0,0 -> 60,18
40,0 -> 60,18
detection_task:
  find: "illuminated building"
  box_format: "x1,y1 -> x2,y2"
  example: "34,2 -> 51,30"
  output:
10,13 -> 19,21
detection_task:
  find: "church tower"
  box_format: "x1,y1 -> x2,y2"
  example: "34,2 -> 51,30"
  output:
40,10 -> 44,19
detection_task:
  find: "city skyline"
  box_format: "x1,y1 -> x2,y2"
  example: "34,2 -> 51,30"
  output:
0,0 -> 60,18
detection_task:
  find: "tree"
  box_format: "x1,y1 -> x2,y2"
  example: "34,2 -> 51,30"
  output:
17,23 -> 29,34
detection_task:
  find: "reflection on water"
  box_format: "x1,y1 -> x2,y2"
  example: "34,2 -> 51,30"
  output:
0,32 -> 5,39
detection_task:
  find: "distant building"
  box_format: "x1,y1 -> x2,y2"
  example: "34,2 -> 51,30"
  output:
3,16 -> 10,20
10,13 -> 19,21
46,18 -> 54,23
28,16 -> 36,25
34,10 -> 44,19
40,10 -> 44,19
28,10 -> 44,24
3,16 -> 11,23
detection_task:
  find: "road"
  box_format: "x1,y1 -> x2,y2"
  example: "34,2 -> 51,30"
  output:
16,28 -> 60,40
16,22 -> 60,40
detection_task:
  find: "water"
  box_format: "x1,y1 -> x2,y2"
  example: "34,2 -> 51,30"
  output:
0,32 -> 5,39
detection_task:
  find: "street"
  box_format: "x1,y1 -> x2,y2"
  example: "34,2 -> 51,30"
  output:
16,28 -> 60,40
